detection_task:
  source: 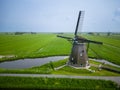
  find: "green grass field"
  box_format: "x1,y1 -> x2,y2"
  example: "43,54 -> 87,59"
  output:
0,33 -> 120,66
0,33 -> 71,61
0,33 -> 120,89
0,76 -> 118,90
83,34 -> 120,65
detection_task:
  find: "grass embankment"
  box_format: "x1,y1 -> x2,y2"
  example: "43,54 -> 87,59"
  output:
0,76 -> 118,90
0,59 -> 120,76
52,59 -> 120,76
90,60 -> 120,71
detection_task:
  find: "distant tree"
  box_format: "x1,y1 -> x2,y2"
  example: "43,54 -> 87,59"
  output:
5,32 -> 9,35
97,33 -> 100,36
88,32 -> 95,35
15,32 -> 24,35
59,33 -> 64,34
31,32 -> 36,34
107,32 -> 111,36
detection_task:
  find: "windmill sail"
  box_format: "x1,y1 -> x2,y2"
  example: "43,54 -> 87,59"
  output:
75,11 -> 85,36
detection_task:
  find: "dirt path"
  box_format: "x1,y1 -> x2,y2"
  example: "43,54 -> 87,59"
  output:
0,74 -> 120,85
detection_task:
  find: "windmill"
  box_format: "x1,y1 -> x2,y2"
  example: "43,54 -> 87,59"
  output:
57,11 -> 103,68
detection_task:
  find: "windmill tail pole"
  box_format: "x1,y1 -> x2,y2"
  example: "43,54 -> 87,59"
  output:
87,39 -> 103,45
57,35 -> 73,40
77,37 -> 103,44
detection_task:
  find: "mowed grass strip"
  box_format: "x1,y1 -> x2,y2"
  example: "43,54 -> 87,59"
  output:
0,76 -> 118,90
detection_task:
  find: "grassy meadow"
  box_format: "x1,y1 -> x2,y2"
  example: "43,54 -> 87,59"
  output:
0,32 -> 120,66
0,76 -> 118,90
0,33 -> 71,61
83,34 -> 120,65
0,33 -> 120,89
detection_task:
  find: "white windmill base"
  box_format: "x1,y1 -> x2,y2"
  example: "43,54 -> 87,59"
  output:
67,62 -> 90,69
68,65 -> 90,69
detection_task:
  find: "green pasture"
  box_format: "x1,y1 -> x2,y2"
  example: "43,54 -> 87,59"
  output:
0,33 -> 71,61
0,33 -> 120,66
83,34 -> 120,65
0,76 -> 118,90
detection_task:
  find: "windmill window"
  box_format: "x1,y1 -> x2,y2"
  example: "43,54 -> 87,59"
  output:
86,61 -> 88,64
80,64 -> 83,66
80,53 -> 82,56
82,50 -> 84,53
71,58 -> 74,61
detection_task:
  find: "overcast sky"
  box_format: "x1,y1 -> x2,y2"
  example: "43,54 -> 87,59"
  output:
0,0 -> 120,32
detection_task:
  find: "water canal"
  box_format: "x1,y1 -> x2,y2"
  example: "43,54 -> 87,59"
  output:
0,56 -> 68,69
